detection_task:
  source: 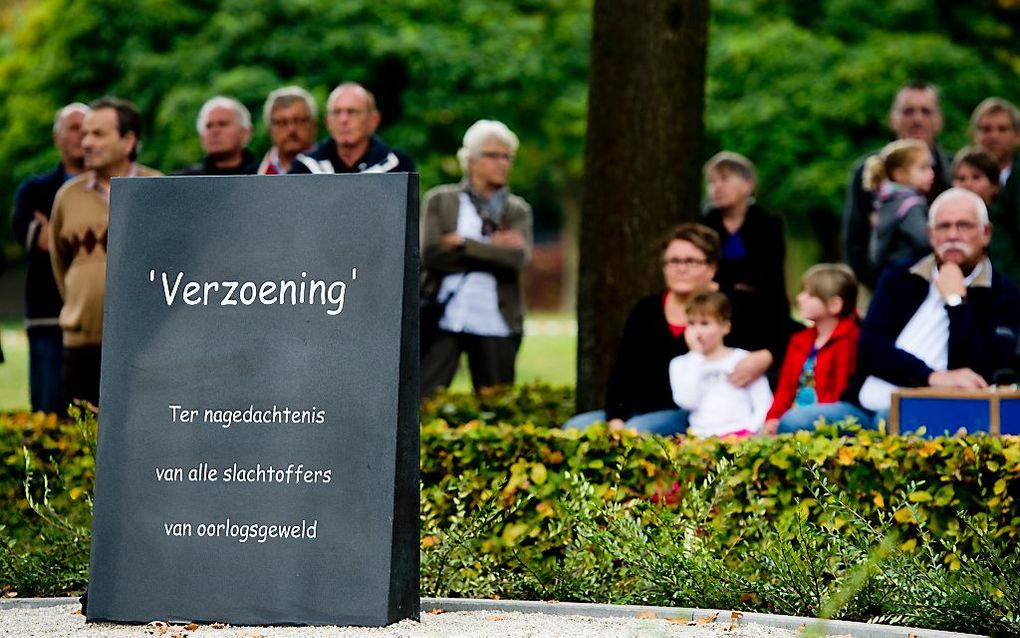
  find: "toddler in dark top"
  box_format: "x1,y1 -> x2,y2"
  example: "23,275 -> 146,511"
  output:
863,139 -> 934,279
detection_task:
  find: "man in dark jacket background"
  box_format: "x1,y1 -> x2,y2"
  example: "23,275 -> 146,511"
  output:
11,102 -> 88,413
971,98 -> 1020,282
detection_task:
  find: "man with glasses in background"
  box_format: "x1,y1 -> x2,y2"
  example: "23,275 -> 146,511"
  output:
258,86 -> 318,175
289,82 -> 414,175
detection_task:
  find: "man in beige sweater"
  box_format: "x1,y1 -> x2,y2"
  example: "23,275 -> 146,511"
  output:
49,97 -> 161,407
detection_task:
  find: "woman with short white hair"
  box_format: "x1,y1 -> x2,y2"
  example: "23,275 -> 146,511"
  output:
420,120 -> 533,397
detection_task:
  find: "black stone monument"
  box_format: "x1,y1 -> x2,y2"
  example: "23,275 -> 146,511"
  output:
87,174 -> 420,626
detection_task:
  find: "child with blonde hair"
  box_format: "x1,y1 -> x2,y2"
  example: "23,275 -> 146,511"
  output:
669,291 -> 772,437
863,139 -> 934,278
763,264 -> 860,434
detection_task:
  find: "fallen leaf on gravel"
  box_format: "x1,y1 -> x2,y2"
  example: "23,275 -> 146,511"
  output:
145,620 -> 169,635
797,623 -> 806,633
908,634 -> 917,638
487,615 -> 505,621
727,611 -> 743,630
185,623 -> 199,631
690,612 -> 719,625
210,622 -> 227,629
666,617 -> 686,625
171,633 -> 186,638
72,609 -> 82,616
427,609 -> 446,615
3,592 -> 17,598
636,611 -> 657,619
245,634 -> 267,638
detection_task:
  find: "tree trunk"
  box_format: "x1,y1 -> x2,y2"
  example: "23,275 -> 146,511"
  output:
576,0 -> 710,412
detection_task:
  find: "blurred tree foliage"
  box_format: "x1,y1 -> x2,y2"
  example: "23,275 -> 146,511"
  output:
707,0 -> 1020,261
0,0 -> 590,244
1,0 -> 1018,253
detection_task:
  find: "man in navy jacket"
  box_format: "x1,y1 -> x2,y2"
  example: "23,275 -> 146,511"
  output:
11,102 -> 88,413
845,187 -> 1020,416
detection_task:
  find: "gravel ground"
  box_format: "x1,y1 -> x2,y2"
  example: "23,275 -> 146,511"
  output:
0,602 -> 800,638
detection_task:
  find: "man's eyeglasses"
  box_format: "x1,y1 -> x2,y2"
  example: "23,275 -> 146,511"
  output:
933,221 -> 979,233
328,108 -> 367,117
662,257 -> 708,268
270,116 -> 312,127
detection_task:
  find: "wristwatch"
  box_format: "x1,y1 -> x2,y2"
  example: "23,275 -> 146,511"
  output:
944,293 -> 964,307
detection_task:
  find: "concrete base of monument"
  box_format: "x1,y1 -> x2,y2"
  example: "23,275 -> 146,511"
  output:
0,596 -> 986,637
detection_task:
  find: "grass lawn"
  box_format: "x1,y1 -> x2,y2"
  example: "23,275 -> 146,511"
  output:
449,313 -> 576,391
0,323 -> 29,412
0,314 -> 578,412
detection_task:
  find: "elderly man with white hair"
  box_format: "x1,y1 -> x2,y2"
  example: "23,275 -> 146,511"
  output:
420,119 -> 533,398
778,187 -> 1020,432
175,96 -> 259,175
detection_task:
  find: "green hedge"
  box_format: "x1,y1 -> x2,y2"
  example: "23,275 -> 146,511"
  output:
421,385 -> 1020,552
2,386 -> 1020,633
4,385 -> 1020,553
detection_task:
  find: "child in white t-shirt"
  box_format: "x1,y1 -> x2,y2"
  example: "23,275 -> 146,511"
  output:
669,291 -> 773,437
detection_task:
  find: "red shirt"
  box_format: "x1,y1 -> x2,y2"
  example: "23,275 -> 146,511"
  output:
663,291 -> 686,338
766,315 -> 860,420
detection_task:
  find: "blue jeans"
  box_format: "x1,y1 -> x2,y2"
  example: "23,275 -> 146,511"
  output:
564,408 -> 690,436
777,401 -> 885,434
28,326 -> 63,414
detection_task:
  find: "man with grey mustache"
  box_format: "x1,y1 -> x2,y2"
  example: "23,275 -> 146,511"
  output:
775,188 -> 1020,432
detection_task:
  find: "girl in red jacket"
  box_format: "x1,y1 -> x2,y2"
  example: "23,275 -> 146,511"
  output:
763,264 -> 860,435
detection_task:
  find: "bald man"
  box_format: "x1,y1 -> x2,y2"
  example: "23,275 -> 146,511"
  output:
290,82 -> 414,174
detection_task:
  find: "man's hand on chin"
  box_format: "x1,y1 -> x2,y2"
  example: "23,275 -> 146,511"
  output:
934,261 -> 967,300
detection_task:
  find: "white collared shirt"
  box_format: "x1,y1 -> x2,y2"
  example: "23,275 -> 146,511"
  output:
84,163 -> 139,203
859,261 -> 985,410
437,192 -> 512,337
